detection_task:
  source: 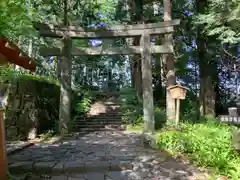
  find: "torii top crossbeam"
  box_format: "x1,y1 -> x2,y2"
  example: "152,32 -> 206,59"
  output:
0,37 -> 36,72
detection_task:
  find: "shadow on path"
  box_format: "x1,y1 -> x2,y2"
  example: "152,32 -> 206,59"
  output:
8,131 -> 209,180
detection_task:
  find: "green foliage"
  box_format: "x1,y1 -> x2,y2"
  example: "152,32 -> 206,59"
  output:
38,130 -> 55,139
0,0 -> 39,37
154,107 -> 166,129
0,65 -> 59,85
156,121 -> 240,179
0,66 -> 17,83
180,91 -> 199,123
126,123 -> 144,133
119,87 -> 142,125
74,97 -> 92,116
70,89 -> 94,128
119,87 -> 166,129
15,73 -> 59,85
196,0 -> 240,44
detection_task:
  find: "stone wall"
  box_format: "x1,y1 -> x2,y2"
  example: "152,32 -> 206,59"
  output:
3,76 -> 60,141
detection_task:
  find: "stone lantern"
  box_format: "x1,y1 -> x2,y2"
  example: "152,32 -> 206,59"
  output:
168,84 -> 188,124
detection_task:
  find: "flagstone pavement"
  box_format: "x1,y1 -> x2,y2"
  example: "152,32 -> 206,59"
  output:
8,131 -> 209,180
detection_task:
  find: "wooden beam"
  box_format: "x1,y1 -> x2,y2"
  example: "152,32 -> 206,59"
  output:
0,37 -> 36,71
34,19 -> 180,31
140,32 -> 155,134
36,27 -> 175,39
33,19 -> 180,39
2,37 -> 37,66
39,45 -> 173,56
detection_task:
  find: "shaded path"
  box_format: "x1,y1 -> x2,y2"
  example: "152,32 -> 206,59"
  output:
8,131 -> 209,180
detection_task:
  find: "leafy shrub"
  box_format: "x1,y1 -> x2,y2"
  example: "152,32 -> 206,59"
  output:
119,87 -> 167,129
0,66 -> 17,83
119,87 -> 142,125
74,97 -> 92,117
70,93 -> 92,132
156,120 -> 240,179
154,107 -> 166,129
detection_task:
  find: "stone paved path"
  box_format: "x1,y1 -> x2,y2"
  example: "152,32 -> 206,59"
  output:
8,131 -> 209,180
7,141 -> 33,155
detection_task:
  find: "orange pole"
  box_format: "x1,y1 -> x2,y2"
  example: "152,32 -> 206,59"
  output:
0,106 -> 8,180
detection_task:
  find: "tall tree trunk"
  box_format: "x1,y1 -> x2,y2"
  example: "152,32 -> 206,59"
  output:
197,0 -> 216,119
58,0 -> 72,135
153,0 -> 162,104
164,0 -> 176,123
129,0 -> 144,102
154,39 -> 163,104
132,47 -> 142,101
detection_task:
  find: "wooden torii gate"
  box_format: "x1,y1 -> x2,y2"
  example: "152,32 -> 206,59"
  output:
0,36 -> 36,180
34,19 -> 180,134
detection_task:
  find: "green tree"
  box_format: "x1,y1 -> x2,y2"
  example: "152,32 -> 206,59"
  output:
196,0 -> 240,44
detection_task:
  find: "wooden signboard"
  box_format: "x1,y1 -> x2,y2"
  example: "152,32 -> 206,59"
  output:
168,84 -> 188,125
168,84 -> 188,100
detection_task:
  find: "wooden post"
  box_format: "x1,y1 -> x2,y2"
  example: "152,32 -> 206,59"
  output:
59,36 -> 72,135
0,102 -> 8,180
58,0 -> 72,135
140,31 -> 154,134
176,99 -> 180,125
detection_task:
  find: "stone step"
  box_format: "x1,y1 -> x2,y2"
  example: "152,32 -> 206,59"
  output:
72,120 -> 123,124
97,102 -> 120,104
10,170 -> 136,180
86,112 -> 122,115
85,115 -> 123,118
86,115 -> 123,118
75,121 -> 122,124
74,127 -> 125,132
9,159 -> 133,175
74,124 -> 123,128
83,119 -> 122,122
66,128 -> 126,136
72,121 -> 123,124
7,141 -> 34,155
75,114 -> 122,118
78,117 -> 122,120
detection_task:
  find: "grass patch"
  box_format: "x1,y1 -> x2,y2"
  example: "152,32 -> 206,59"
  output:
126,120 -> 240,179
156,121 -> 240,179
126,124 -> 144,133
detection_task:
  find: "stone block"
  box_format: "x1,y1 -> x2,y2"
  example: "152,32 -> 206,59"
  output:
106,170 -> 132,180
85,161 -> 110,171
9,161 -> 33,173
85,172 -> 105,180
110,160 -> 133,171
68,173 -> 86,179
51,175 -> 68,180
64,161 -> 85,173
33,161 -> 57,173
52,162 -> 64,174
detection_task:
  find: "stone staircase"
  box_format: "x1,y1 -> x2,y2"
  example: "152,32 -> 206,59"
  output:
71,98 -> 125,134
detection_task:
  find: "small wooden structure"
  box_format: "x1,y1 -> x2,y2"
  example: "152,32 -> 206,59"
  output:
168,84 -> 188,124
0,37 -> 36,71
0,36 -> 36,180
34,19 -> 180,134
